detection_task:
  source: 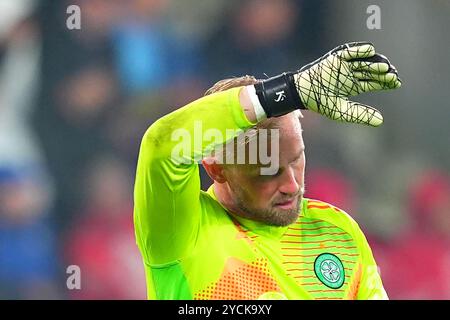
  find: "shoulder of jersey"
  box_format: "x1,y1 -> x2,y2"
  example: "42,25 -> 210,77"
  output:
302,198 -> 360,234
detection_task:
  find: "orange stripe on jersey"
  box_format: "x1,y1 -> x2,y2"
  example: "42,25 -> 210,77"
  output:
309,289 -> 345,293
283,253 -> 331,258
293,220 -> 329,225
307,205 -> 333,210
282,245 -> 357,251
285,268 -> 310,272
283,232 -> 348,238
346,262 -> 362,300
307,202 -> 345,214
299,282 -> 320,286
281,239 -> 353,244
283,259 -> 356,265
307,199 -> 340,208
292,275 -> 317,279
307,199 -> 325,204
282,252 -> 358,258
288,226 -> 339,231
334,253 -> 359,257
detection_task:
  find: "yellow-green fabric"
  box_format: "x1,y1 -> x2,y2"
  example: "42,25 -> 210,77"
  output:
133,87 -> 387,300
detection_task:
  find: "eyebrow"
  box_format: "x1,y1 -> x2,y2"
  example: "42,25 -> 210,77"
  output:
245,145 -> 305,173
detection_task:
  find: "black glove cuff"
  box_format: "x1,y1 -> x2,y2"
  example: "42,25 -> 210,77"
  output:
254,72 -> 304,118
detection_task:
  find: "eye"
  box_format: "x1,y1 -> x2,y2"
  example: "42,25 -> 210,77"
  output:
291,152 -> 305,165
293,157 -> 303,166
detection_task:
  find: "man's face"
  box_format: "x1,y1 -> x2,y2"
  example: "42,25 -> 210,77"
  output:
224,115 -> 305,226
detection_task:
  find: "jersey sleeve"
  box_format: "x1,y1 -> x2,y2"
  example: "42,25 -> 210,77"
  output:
133,87 -> 255,265
354,226 -> 389,300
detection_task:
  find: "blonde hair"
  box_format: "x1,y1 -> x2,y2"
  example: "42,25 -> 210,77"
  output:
204,75 -> 259,96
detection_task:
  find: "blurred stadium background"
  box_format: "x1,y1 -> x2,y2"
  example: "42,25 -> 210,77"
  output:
0,0 -> 449,299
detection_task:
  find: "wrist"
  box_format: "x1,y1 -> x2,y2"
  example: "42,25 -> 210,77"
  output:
244,85 -> 266,122
239,86 -> 259,123
253,72 -> 304,117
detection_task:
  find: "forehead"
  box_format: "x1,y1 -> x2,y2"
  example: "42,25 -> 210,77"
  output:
260,112 -> 302,131
219,113 -> 304,169
235,118 -> 304,169
265,114 -> 304,146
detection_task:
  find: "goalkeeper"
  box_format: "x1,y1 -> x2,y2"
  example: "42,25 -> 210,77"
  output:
133,42 -> 401,300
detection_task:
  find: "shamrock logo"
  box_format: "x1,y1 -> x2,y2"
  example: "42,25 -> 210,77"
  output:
314,253 -> 345,289
320,260 -> 341,283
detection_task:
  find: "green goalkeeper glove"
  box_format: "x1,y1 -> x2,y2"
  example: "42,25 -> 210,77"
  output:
254,41 -> 402,126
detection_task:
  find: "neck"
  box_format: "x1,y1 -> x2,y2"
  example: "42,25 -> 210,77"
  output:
213,182 -> 241,215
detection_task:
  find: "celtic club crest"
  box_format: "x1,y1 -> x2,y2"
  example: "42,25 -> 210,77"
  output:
314,253 -> 345,289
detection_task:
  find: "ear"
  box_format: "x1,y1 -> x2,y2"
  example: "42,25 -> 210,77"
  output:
202,157 -> 228,184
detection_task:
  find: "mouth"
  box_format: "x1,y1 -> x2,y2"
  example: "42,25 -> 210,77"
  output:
274,198 -> 297,210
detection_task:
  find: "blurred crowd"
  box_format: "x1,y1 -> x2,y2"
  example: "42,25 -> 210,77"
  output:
0,0 -> 449,299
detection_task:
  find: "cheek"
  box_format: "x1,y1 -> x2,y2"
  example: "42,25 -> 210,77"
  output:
294,158 -> 306,184
253,181 -> 279,206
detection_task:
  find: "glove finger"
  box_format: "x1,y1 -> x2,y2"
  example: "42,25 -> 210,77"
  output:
349,61 -> 390,73
353,70 -> 399,84
314,97 -> 383,126
357,80 -> 401,93
387,62 -> 398,73
330,41 -> 373,54
334,43 -> 376,61
350,53 -> 398,71
350,52 -> 391,63
334,99 -> 384,127
387,64 -> 402,82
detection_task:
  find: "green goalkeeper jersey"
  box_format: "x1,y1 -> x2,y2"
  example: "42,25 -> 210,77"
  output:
133,87 -> 388,300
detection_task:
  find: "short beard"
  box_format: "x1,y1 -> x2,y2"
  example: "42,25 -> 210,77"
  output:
234,193 -> 302,227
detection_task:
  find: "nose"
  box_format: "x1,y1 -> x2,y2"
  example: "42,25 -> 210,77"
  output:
278,167 -> 300,195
